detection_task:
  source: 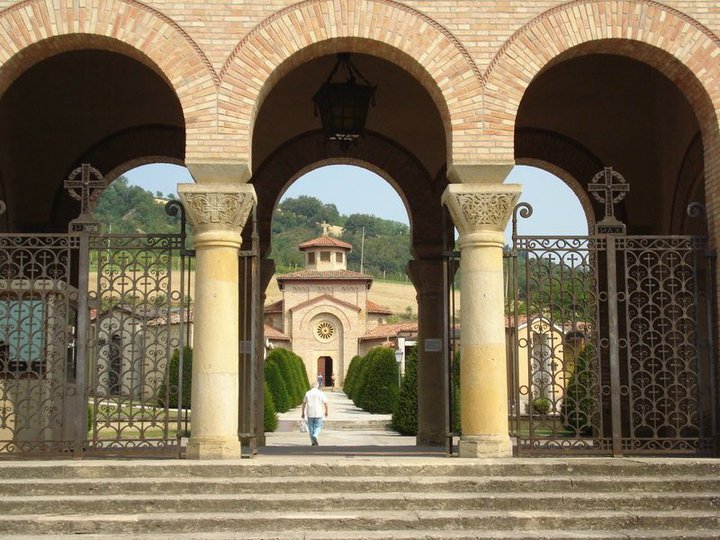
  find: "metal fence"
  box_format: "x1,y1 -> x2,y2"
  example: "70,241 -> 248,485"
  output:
506,203 -> 717,456
0,168 -> 191,458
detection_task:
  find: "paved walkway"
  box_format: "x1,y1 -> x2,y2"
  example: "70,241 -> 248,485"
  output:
262,389 -> 448,457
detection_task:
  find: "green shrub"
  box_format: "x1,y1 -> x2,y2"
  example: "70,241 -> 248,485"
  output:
288,350 -> 310,402
359,347 -> 399,414
343,355 -> 362,397
263,381 -> 278,432
351,352 -> 375,407
451,350 -> 461,434
159,346 -> 193,409
268,349 -> 301,406
264,359 -> 290,412
562,346 -> 598,436
532,397 -> 552,415
391,347 -> 418,435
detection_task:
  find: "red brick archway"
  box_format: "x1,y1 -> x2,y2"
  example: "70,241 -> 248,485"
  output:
218,0 -> 483,170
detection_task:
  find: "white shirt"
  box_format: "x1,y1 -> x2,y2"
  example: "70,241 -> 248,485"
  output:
303,388 -> 328,418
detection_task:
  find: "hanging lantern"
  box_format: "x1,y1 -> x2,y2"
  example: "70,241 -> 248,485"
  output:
313,53 -> 376,146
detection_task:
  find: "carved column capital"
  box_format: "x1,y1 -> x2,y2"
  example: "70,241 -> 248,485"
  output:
441,184 -> 522,236
178,184 -> 257,247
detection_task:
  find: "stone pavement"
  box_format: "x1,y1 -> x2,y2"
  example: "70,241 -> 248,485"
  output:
262,388 -> 448,457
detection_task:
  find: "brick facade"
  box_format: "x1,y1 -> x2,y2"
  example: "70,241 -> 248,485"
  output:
1,1 -> 716,170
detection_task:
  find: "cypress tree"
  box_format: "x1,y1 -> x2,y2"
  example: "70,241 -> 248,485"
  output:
391,347 -> 418,435
159,346 -> 193,409
264,359 -> 290,412
263,381 -> 279,432
359,347 -> 399,414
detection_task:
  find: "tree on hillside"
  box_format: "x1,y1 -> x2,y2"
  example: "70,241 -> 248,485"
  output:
94,176 -> 182,235
273,196 -> 342,234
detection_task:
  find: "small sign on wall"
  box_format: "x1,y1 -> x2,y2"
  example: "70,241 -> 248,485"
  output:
424,338 -> 442,352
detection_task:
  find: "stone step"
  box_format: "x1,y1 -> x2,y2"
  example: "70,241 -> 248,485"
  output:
0,474 -> 717,496
1,491 -> 718,515
1,510 -> 719,536
1,459 -> 719,479
7,531 -> 720,540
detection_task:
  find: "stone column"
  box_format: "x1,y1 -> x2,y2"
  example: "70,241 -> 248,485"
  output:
442,182 -> 521,457
407,258 -> 447,446
178,184 -> 256,459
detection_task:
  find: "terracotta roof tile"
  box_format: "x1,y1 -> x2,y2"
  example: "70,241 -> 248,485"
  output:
360,322 -> 418,340
277,269 -> 372,281
366,300 -> 392,314
298,236 -> 352,250
264,300 -> 283,313
265,324 -> 290,340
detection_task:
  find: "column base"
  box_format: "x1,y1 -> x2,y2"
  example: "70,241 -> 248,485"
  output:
458,435 -> 512,458
186,436 -> 241,460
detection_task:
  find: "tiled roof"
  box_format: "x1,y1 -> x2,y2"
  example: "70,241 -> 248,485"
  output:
147,310 -> 194,327
277,269 -> 372,281
265,324 -> 290,341
366,300 -> 392,314
298,235 -> 352,250
264,300 -> 283,313
360,322 -> 418,340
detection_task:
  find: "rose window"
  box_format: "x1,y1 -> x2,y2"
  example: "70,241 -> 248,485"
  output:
315,321 -> 335,342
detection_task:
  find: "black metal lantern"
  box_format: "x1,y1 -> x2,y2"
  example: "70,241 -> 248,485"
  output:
313,53 -> 376,145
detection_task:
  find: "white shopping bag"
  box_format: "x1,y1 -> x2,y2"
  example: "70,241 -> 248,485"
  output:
299,418 -> 308,433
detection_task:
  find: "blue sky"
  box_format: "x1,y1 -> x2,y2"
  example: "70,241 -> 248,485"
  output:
123,163 -> 588,240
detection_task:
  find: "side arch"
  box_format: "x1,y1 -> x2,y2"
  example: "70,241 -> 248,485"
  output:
485,0 -> 720,164
219,0 -> 483,169
0,0 -> 218,148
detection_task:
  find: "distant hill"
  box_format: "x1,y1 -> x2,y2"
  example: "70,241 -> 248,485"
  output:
94,176 -> 182,236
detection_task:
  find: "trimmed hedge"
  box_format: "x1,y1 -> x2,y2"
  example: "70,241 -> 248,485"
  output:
265,348 -> 311,412
159,346 -> 193,409
391,347 -> 418,435
562,345 -> 598,436
343,355 -> 362,398
263,381 -> 279,432
351,352 -> 375,408
356,347 -> 399,414
452,350 -> 461,434
264,359 -> 290,413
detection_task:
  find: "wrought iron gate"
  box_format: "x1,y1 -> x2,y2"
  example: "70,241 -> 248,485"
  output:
0,165 -> 191,458
507,169 -> 717,456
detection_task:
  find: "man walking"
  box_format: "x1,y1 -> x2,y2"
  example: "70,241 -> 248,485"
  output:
301,383 -> 329,446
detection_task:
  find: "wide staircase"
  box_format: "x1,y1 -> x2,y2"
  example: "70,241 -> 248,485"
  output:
0,458 -> 719,538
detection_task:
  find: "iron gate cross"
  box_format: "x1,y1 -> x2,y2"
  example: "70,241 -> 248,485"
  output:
588,167 -> 629,234
64,163 -> 107,217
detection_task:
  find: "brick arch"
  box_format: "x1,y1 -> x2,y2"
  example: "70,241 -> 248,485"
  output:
484,0 -> 720,163
0,0 -> 218,145
219,0 -> 483,169
251,130 -> 442,258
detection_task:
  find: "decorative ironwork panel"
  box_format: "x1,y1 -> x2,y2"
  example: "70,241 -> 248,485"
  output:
507,220 -> 715,456
618,236 -> 713,453
86,232 -> 186,456
508,234 -> 610,455
0,235 -> 79,456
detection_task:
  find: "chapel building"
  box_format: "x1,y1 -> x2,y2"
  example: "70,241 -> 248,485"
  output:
264,234 -> 405,386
